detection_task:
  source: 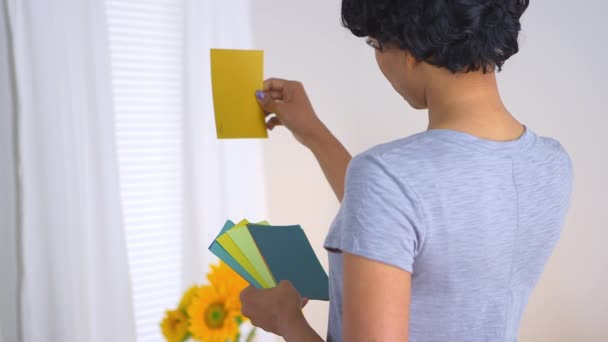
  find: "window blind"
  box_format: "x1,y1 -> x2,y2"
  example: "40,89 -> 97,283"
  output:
106,1 -> 184,341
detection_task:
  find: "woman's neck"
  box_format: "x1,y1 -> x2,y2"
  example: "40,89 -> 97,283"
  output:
425,68 -> 524,141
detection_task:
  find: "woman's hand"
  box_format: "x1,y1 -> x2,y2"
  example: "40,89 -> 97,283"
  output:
240,280 -> 315,339
256,78 -> 328,147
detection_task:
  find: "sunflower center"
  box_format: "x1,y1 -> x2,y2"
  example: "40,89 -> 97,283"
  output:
204,302 -> 226,329
169,317 -> 180,330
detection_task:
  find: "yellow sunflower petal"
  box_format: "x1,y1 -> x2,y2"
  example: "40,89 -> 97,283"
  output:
187,285 -> 241,342
179,285 -> 201,311
160,309 -> 189,342
207,261 -> 249,309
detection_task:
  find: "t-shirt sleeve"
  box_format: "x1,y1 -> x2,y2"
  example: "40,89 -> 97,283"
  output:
324,153 -> 425,273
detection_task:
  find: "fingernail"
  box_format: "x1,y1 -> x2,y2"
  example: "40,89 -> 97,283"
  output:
255,90 -> 265,100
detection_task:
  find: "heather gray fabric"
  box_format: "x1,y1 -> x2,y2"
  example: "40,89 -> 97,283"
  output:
324,128 -> 573,342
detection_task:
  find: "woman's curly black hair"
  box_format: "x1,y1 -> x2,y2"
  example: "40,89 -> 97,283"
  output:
342,0 -> 529,73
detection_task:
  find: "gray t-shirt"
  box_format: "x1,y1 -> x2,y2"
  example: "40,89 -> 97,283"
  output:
324,128 -> 572,342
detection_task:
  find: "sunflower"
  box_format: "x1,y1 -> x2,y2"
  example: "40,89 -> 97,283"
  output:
179,285 -> 201,311
187,285 -> 241,342
160,309 -> 189,342
207,261 -> 249,311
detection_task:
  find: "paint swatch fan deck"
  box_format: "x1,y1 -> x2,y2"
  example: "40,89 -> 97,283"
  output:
209,219 -> 329,300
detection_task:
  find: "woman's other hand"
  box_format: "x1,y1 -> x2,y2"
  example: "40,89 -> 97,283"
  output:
240,280 -> 310,337
255,78 -> 328,147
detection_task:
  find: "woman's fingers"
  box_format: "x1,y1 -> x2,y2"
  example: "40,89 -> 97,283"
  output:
268,90 -> 283,100
258,91 -> 284,119
256,91 -> 285,116
263,78 -> 288,92
266,116 -> 283,130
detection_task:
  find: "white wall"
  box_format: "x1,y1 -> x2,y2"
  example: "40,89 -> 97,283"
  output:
498,1 -> 608,341
252,0 -> 608,341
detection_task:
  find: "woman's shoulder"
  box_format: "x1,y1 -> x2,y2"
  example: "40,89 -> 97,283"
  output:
352,131 -> 447,171
358,131 -> 433,160
347,131 -> 437,185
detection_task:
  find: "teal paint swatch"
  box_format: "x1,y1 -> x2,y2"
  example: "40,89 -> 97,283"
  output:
247,224 -> 329,300
208,220 -> 263,288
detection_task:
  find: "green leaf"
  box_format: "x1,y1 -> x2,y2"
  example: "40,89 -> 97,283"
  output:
245,327 -> 257,342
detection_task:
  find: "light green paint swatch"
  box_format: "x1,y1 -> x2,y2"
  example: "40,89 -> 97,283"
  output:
227,223 -> 276,287
216,219 -> 269,288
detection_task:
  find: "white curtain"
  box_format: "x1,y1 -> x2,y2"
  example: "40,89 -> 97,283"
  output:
1,1 -> 19,341
182,1 -> 270,340
5,0 -> 136,341
2,0 -> 269,340
182,0 -> 268,285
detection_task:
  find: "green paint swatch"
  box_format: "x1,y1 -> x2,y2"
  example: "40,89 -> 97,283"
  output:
227,224 -> 277,287
208,220 -> 263,288
216,219 -> 270,288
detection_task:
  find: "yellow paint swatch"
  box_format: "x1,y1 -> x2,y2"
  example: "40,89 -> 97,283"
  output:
210,49 -> 267,139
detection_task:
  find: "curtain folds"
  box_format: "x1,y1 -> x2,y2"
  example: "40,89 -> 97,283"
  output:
2,0 -> 267,340
5,0 -> 136,341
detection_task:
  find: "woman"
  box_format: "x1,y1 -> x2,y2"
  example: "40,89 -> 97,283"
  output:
240,0 -> 573,341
